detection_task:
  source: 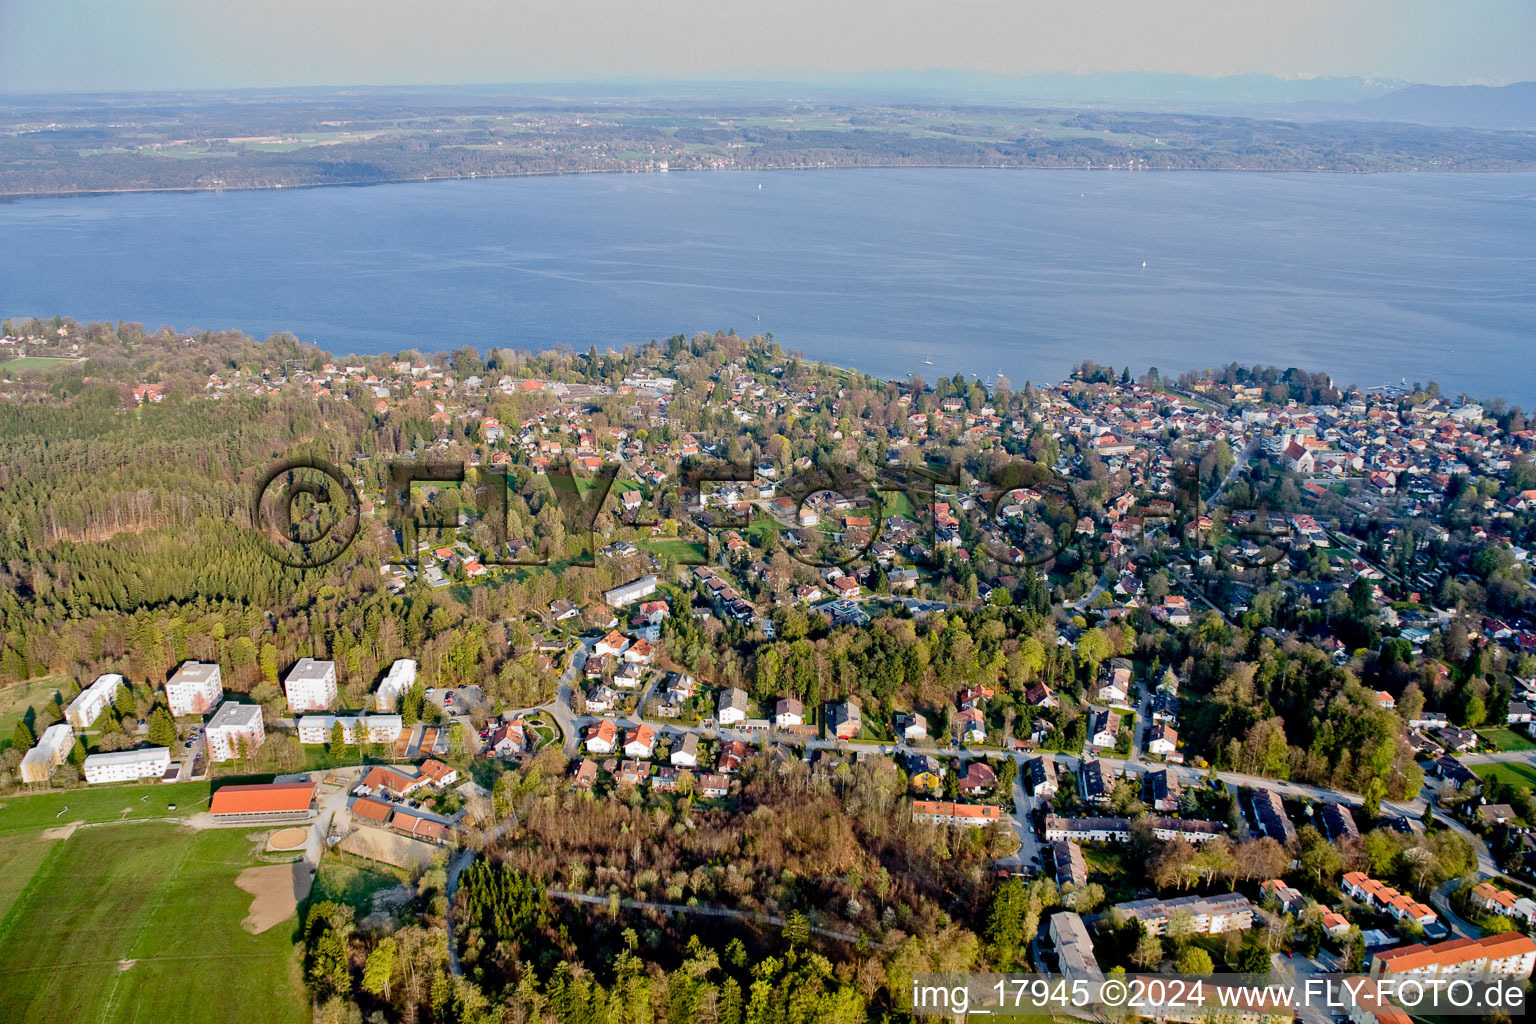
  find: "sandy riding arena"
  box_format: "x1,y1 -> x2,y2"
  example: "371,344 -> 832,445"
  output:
235,861 -> 313,934
265,827 -> 308,852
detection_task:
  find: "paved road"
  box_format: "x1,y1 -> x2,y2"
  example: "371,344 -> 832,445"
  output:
1271,951 -> 1336,1024
1205,436 -> 1262,509
995,768 -> 1042,874
1460,748 -> 1536,766
1429,878 -> 1480,939
444,816 -> 514,976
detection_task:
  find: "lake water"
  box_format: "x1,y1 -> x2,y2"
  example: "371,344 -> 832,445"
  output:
3,169 -> 1535,402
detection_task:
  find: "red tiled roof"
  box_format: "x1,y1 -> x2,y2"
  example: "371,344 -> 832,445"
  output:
210,781 -> 315,816
1376,932 -> 1536,973
351,796 -> 394,823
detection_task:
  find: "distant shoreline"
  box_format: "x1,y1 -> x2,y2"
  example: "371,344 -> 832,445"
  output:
4,160 -> 1529,204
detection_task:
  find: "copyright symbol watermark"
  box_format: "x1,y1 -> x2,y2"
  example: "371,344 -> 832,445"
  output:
250,455 -> 361,568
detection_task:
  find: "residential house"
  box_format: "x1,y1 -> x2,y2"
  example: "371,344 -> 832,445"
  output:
1025,682 -> 1059,709
959,762 -> 997,794
828,698 -> 863,740
1147,723 -> 1178,757
1049,911 -> 1102,977
1044,816 -> 1132,843
1050,841 -> 1089,889
1097,660 -> 1133,704
571,758 -> 599,791
624,724 -> 657,759
1342,872 -> 1439,928
773,697 -> 804,728
1028,756 -> 1058,797
487,721 -> 528,758
1143,768 -> 1181,812
906,753 -> 944,792
585,719 -> 619,754
357,765 -> 430,799
419,759 -> 458,788
1088,709 -> 1121,750
717,687 -> 750,725
671,732 -> 700,767
1260,879 -> 1307,915
1080,758 -> 1110,803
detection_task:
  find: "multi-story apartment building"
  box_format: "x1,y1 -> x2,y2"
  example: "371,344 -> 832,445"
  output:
604,575 -> 658,607
205,701 -> 266,761
297,714 -> 404,745
66,673 -> 124,728
83,746 -> 170,784
911,800 -> 1002,828
1045,815 -> 1225,845
1114,892 -> 1255,936
1371,932 -> 1536,982
283,658 -> 337,713
376,659 -> 416,711
1251,788 -> 1298,847
19,723 -> 74,783
1045,816 -> 1132,843
164,661 -> 223,717
1049,911 -> 1102,978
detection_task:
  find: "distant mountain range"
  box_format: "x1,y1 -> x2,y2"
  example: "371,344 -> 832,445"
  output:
1334,81 -> 1536,130
6,72 -> 1533,131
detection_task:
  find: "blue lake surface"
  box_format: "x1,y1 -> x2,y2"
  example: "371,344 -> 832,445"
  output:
3,168 -> 1534,402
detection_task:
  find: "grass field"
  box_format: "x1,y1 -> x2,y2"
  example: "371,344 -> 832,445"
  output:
1473,762 -> 1536,788
0,821 -> 308,1024
639,537 -> 707,563
0,676 -> 73,744
0,780 -> 210,836
0,356 -> 82,373
1477,728 -> 1536,753
0,832 -> 56,921
312,851 -> 408,916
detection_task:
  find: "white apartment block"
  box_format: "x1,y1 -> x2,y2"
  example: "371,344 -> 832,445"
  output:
284,658 -> 338,712
83,746 -> 170,784
164,661 -> 224,717
205,701 -> 266,761
19,723 -> 74,783
297,714 -> 404,745
376,659 -> 416,711
1115,893 -> 1255,936
66,673 -> 124,728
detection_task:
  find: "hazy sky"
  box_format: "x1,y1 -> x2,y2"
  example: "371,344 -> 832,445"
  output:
3,0 -> 1533,93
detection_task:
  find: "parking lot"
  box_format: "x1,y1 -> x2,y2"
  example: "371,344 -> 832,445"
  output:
426,684 -> 486,716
